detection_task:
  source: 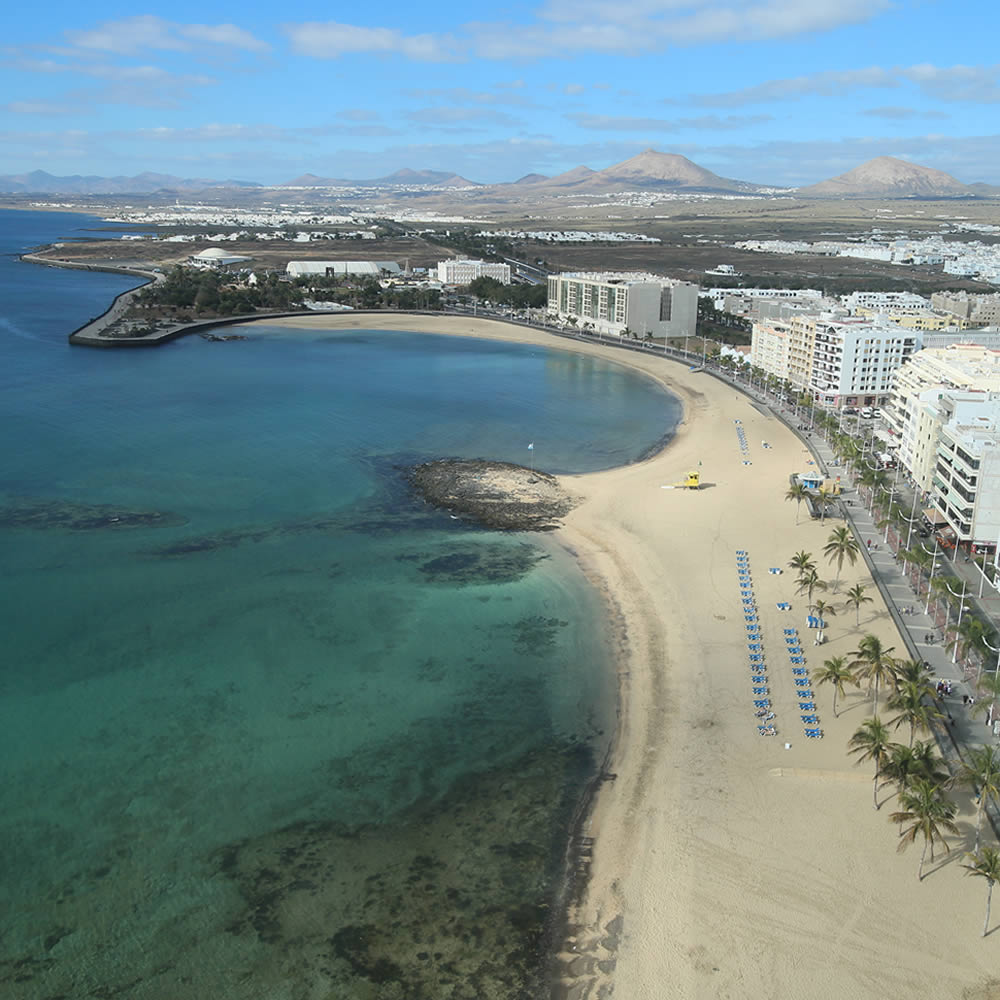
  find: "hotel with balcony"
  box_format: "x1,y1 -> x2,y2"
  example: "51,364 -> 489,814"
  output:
751,314 -> 920,408
884,345 -> 1000,491
546,272 -> 698,340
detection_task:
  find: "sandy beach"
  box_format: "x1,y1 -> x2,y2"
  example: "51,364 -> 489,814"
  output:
258,314 -> 999,999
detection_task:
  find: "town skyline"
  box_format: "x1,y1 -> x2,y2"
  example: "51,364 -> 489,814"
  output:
3,0 -> 1000,186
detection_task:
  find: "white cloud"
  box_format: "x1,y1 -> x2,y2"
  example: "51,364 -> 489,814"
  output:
690,67 -> 897,106
4,101 -> 73,115
689,63 -> 1000,107
64,15 -> 268,54
283,0 -> 893,63
564,83 -> 585,95
568,112 -> 772,130
282,22 -> 459,61
404,107 -> 523,129
861,106 -> 950,120
901,63 -> 1000,103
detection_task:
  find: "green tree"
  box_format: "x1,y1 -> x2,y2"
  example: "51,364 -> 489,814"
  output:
844,583 -> 874,627
848,716 -> 894,810
816,484 -> 835,523
883,740 -> 949,798
887,677 -> 941,747
812,656 -> 857,717
824,526 -> 860,591
796,568 -> 828,611
963,848 -> 1000,937
889,777 -> 960,880
789,550 -> 815,574
850,634 -> 898,713
812,599 -> 836,626
785,482 -> 809,525
959,746 -> 1000,855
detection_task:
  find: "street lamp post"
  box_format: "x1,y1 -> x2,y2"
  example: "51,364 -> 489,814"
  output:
979,637 -> 1000,687
945,578 -> 970,665
925,538 -> 941,616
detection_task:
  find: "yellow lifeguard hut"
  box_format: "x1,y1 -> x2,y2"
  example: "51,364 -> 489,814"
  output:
676,470 -> 701,489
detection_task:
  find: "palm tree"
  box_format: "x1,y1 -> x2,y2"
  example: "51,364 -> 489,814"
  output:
959,746 -> 1000,855
823,526 -> 860,591
956,617 -> 996,671
887,678 -> 941,746
812,599 -> 836,627
848,716 -> 894,810
812,656 -> 857,717
973,672 -> 1000,733
850,634 -> 898,712
883,740 -> 949,797
844,583 -> 874,627
890,777 -> 960,880
963,848 -> 1000,936
785,482 -> 809,524
893,658 -> 934,688
796,568 -> 828,610
789,550 -> 815,575
816,484 -> 835,523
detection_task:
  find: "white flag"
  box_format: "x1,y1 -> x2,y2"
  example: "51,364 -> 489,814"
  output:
527,442 -> 534,450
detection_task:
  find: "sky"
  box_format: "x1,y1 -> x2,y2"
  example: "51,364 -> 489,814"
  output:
2,0 -> 999,187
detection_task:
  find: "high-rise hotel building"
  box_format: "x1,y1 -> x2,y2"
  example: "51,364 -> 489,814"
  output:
546,272 -> 698,340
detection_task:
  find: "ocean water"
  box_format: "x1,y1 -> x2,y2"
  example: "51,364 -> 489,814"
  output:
0,209 -> 681,998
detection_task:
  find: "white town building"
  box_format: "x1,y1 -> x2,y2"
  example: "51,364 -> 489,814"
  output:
546,271 -> 698,340
750,313 -> 921,407
436,259 -> 511,285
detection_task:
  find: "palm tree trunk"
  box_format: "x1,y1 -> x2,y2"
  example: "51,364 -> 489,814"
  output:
985,882 -> 993,938
919,839 -> 928,880
976,802 -> 985,855
833,690 -> 839,717
873,768 -> 880,810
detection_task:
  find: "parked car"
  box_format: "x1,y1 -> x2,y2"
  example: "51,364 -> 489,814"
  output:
860,407 -> 873,418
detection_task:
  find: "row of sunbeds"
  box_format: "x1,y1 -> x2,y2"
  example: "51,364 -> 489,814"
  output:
739,550 -> 823,740
734,419 -> 752,466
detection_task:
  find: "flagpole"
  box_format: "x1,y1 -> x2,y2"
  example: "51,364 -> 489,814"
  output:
528,442 -> 534,474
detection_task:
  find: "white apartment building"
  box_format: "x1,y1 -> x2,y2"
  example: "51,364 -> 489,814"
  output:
885,345 -> 1000,491
841,291 -> 930,314
751,313 -> 920,406
546,272 -> 698,340
437,259 -> 512,285
933,417 -> 1000,550
932,291 -> 1000,327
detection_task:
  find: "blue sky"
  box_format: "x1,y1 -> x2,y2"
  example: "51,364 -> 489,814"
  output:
2,0 -> 999,186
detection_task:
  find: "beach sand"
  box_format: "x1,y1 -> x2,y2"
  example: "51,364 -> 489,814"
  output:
257,314 -> 1000,999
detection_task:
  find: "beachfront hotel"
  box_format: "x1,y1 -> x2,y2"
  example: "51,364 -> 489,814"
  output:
884,344 -> 1000,488
546,271 -> 698,340
750,313 -> 921,408
436,259 -> 512,285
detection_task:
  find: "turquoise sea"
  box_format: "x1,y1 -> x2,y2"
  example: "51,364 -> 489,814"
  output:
0,209 -> 681,998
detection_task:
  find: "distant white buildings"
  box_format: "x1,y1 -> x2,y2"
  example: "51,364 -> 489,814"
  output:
437,259 -> 511,285
188,247 -> 252,269
286,261 -> 401,277
546,271 -> 698,340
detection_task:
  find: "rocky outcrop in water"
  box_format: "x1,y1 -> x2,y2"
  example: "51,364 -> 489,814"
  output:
408,460 -> 575,531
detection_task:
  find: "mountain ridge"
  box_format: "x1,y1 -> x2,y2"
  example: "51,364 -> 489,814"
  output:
0,153 -> 992,198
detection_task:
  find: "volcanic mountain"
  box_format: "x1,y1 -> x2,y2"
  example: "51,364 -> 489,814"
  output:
520,150 -> 756,193
797,156 -> 975,199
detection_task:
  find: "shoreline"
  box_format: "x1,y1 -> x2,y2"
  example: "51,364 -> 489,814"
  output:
243,313 -> 1000,999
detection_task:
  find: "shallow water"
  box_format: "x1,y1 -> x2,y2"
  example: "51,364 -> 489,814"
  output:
0,210 -> 680,997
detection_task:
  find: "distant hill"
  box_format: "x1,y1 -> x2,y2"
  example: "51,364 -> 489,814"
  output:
511,150 -> 757,194
282,168 -> 477,188
968,182 -> 1000,198
797,156 -> 975,199
0,170 -> 259,194
512,173 -> 549,185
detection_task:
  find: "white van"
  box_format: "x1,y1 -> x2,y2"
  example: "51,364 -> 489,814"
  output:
860,407 -> 873,419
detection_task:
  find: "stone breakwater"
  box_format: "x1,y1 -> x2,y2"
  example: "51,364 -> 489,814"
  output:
408,459 -> 575,531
